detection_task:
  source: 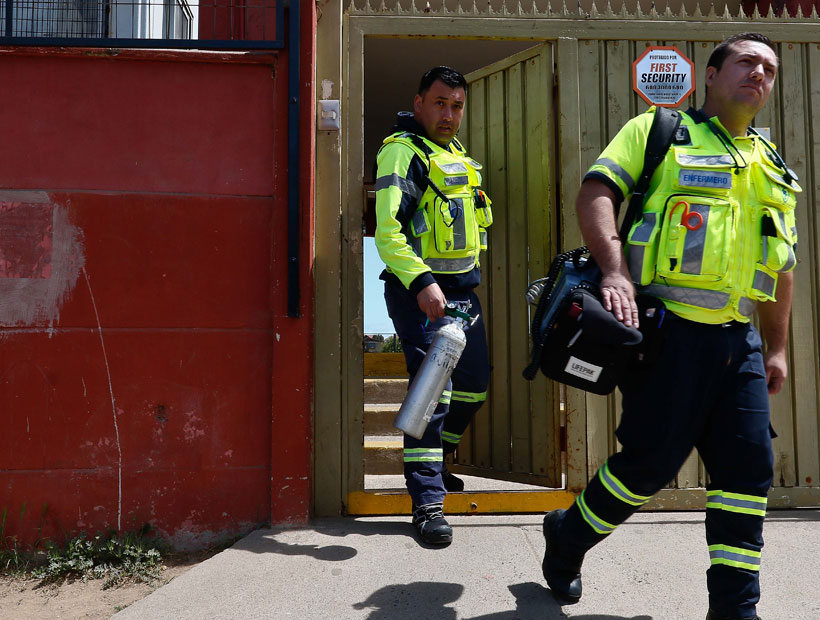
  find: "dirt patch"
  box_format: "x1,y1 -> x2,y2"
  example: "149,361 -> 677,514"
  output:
0,555 -> 204,620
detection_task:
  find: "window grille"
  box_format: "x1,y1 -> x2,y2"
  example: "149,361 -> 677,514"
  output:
0,0 -> 284,48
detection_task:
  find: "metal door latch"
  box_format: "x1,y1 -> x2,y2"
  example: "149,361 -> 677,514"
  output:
318,100 -> 341,131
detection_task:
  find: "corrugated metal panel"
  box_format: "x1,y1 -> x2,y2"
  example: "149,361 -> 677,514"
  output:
562,37 -> 820,499
458,45 -> 562,488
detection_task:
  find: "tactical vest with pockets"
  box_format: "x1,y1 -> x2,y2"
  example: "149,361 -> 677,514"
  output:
381,132 -> 493,275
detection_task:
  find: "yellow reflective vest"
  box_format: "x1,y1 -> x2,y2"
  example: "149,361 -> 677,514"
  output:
374,131 -> 492,290
586,108 -> 799,324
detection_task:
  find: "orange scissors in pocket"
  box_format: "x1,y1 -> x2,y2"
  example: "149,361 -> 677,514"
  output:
668,200 -> 703,231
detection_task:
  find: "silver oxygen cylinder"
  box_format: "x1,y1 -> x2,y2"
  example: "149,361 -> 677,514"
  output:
393,317 -> 468,440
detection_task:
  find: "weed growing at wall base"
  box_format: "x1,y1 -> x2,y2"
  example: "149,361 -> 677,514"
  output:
1,522 -> 166,589
34,524 -> 166,589
0,503 -> 46,575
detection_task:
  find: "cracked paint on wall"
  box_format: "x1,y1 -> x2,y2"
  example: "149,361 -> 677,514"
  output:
0,192 -> 85,326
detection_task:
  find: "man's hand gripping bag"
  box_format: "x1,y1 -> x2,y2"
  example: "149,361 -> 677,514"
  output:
522,248 -> 643,395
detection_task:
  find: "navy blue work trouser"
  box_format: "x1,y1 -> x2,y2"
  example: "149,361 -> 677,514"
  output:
384,280 -> 490,506
555,315 -> 774,618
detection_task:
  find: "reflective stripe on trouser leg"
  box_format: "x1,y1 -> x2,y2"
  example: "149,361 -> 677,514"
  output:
575,459 -> 653,535
442,298 -> 490,456
575,490 -> 617,535
384,281 -> 489,504
442,391 -> 486,454
698,323 -> 772,618
598,460 -> 653,507
451,390 -> 487,403
441,399 -> 483,456
441,430 -> 462,448
556,457 -> 660,558
706,490 -> 767,517
404,448 -> 444,463
403,396 -> 448,506
708,544 -> 761,571
383,279 -> 451,506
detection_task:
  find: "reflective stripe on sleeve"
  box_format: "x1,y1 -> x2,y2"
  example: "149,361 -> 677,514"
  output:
599,461 -> 652,507
404,448 -> 443,463
753,270 -> 776,297
576,490 -> 617,535
708,544 -> 761,571
452,390 -> 487,403
706,490 -> 767,517
375,173 -> 424,201
439,390 -> 452,405
593,157 -> 635,193
781,246 -> 797,272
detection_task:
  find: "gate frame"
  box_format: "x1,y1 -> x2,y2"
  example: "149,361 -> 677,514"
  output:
314,2 -> 820,516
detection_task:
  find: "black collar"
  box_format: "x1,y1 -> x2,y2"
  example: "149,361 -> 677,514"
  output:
684,106 -> 706,124
392,112 -> 433,142
391,111 -> 457,149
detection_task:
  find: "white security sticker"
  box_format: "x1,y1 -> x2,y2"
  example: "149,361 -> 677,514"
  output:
564,356 -> 603,382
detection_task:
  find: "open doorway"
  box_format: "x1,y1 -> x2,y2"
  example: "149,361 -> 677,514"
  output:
360,37 -> 563,501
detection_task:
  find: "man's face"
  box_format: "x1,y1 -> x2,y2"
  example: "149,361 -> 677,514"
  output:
413,79 -> 466,146
705,40 -> 778,117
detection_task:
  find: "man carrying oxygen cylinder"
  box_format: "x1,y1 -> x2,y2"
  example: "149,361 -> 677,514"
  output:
374,66 -> 492,545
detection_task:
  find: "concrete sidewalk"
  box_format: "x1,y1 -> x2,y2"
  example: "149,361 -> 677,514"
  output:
114,510 -> 820,620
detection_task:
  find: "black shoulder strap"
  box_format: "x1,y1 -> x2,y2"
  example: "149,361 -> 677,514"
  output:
617,107 -> 681,241
406,133 -> 434,172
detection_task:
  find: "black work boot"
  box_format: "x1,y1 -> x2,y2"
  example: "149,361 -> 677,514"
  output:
442,466 -> 465,492
412,503 -> 453,545
542,509 -> 583,604
706,611 -> 762,620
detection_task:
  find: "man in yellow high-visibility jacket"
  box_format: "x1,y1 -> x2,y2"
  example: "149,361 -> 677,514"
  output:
541,33 -> 796,620
374,66 -> 492,545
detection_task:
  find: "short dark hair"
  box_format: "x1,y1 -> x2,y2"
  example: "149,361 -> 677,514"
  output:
707,32 -> 778,71
417,66 -> 467,96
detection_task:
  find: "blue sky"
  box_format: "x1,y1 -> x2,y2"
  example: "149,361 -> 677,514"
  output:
363,236 -> 395,334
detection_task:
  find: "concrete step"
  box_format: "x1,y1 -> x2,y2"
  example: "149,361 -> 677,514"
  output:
364,403 -> 401,436
364,352 -> 408,377
363,437 -> 403,475
363,378 -> 408,404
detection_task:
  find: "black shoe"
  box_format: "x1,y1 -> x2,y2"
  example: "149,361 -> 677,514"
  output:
706,611 -> 762,620
442,466 -> 465,492
412,503 -> 453,545
542,509 -> 583,604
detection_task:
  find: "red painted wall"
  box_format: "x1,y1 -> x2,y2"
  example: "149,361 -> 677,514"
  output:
0,35 -> 315,550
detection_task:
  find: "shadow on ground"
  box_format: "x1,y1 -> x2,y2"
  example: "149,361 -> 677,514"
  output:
353,581 -> 653,620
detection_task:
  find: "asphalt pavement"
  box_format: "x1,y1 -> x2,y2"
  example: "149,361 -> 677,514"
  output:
113,510 -> 820,620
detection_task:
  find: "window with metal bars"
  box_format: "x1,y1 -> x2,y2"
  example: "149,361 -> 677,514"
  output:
0,0 -> 283,48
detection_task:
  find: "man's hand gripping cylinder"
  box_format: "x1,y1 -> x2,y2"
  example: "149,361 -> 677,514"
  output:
393,307 -> 472,440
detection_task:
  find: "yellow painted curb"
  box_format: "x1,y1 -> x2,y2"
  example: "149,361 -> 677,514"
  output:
347,490 -> 576,515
